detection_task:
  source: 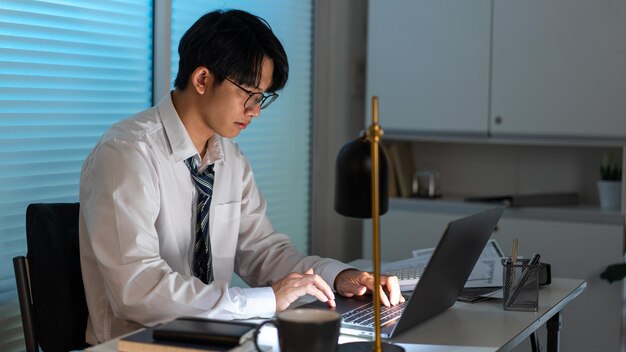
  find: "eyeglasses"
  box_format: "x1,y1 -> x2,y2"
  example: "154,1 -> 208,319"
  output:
225,78 -> 279,110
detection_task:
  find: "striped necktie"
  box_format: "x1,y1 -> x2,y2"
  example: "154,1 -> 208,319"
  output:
185,157 -> 215,284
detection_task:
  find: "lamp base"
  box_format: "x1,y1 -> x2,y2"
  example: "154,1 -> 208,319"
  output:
338,341 -> 405,352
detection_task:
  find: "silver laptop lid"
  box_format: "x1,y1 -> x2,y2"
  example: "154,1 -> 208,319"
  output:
390,207 -> 504,337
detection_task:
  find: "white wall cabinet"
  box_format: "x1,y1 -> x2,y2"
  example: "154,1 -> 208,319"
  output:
363,202 -> 624,352
368,0 -> 626,138
491,0 -> 626,138
366,0 -> 491,135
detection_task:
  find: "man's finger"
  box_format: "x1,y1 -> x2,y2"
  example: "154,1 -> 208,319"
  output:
354,285 -> 368,296
298,271 -> 336,305
378,285 -> 391,307
305,283 -> 332,304
311,273 -> 336,301
383,275 -> 401,305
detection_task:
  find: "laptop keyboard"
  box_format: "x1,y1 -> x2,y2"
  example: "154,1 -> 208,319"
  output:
341,300 -> 408,328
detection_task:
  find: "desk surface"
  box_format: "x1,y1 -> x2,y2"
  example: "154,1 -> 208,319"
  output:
87,278 -> 585,352
388,278 -> 585,351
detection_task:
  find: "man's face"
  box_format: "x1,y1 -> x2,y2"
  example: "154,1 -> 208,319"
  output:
200,58 -> 274,139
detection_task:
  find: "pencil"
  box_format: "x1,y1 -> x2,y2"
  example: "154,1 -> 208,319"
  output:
511,238 -> 518,265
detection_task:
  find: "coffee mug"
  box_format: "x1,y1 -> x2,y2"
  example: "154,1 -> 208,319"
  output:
254,308 -> 341,352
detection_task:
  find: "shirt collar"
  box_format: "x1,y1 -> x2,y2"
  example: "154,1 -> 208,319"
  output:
157,92 -> 226,170
199,135 -> 225,169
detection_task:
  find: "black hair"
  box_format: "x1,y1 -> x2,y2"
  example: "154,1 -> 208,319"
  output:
174,9 -> 289,92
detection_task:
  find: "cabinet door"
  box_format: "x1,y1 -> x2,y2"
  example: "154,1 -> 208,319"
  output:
491,0 -> 626,138
366,0 -> 491,135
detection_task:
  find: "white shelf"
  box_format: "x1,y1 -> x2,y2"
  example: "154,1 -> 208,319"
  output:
389,197 -> 624,225
384,130 -> 626,148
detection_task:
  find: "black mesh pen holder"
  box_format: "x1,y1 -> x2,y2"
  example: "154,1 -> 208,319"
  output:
502,258 -> 539,312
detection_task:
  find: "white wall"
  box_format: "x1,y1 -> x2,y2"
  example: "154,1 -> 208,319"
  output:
311,0 -> 368,261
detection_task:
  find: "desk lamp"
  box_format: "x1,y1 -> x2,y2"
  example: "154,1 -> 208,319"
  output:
335,96 -> 403,352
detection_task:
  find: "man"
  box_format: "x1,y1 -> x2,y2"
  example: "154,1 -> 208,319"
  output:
79,9 -> 402,344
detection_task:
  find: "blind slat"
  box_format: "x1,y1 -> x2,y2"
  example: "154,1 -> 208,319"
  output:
0,2 -> 153,351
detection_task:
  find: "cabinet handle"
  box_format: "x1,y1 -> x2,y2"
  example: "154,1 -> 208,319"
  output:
494,116 -> 503,125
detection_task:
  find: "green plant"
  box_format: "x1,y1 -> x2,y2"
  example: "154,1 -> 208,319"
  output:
600,153 -> 622,181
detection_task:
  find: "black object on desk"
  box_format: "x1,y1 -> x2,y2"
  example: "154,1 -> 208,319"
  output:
118,317 -> 259,352
153,317 -> 258,346
120,328 -> 233,352
504,254 -> 542,310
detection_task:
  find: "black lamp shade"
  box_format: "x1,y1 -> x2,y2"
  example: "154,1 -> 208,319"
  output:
335,136 -> 389,218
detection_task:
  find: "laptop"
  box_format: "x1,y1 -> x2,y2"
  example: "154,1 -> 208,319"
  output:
303,207 -> 504,338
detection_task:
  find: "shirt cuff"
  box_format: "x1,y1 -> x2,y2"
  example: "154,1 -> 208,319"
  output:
242,287 -> 276,318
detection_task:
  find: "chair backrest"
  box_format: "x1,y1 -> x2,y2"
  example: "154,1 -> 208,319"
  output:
13,203 -> 89,352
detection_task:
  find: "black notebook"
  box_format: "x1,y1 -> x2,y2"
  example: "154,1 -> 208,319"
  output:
118,317 -> 259,352
153,317 -> 258,346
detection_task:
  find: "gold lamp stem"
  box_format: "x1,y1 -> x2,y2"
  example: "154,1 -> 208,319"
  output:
368,96 -> 383,352
336,98 -> 402,352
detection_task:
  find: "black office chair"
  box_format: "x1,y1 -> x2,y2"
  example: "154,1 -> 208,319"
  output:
13,203 -> 90,352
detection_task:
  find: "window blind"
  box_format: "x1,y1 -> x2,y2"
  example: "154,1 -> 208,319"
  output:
171,1 -> 313,252
0,1 -> 153,351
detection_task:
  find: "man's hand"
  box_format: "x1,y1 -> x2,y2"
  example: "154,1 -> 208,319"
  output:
334,269 -> 405,307
272,268 -> 336,311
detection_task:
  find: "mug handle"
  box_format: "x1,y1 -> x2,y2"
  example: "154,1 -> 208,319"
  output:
253,320 -> 277,352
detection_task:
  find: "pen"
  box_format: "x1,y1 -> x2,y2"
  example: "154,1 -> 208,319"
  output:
527,253 -> 541,266
509,238 -> 519,283
511,238 -> 518,265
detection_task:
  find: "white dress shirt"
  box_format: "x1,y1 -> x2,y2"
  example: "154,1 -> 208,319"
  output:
79,93 -> 353,344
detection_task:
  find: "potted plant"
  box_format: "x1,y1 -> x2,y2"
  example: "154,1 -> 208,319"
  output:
597,153 -> 622,210
599,154 -> 624,282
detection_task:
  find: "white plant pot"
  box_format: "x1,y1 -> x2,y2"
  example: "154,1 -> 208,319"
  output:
597,180 -> 622,210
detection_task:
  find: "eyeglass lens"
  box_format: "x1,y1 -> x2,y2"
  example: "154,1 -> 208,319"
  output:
245,93 -> 278,110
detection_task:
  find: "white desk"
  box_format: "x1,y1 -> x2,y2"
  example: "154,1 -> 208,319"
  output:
388,278 -> 585,351
87,278 -> 584,352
